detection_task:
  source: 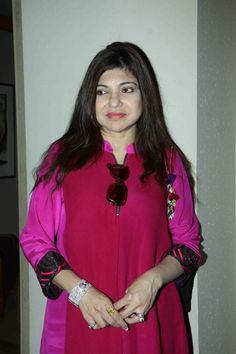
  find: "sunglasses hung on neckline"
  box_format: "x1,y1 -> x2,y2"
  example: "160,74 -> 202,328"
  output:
106,163 -> 130,216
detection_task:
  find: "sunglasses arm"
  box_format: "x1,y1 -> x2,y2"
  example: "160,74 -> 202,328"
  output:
116,205 -> 120,216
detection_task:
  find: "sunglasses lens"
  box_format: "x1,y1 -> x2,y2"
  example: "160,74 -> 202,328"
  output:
107,183 -> 127,206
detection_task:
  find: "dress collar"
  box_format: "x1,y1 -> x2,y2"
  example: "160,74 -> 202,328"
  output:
103,140 -> 135,154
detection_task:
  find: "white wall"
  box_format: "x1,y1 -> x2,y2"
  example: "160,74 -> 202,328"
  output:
16,1 -> 198,352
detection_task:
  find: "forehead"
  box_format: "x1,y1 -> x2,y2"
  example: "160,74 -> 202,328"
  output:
98,68 -> 138,84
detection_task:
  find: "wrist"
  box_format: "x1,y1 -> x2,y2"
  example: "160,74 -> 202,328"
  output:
68,279 -> 93,307
145,268 -> 163,293
151,267 -> 164,290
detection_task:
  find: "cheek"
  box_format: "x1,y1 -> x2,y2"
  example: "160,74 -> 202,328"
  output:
95,101 -> 102,117
95,98 -> 106,113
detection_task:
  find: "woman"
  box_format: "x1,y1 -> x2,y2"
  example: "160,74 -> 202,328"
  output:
20,42 -> 201,354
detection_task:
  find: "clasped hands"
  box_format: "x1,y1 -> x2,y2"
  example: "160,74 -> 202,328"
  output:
79,268 -> 163,331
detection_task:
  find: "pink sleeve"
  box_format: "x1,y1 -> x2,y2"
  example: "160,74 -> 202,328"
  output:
169,153 -> 202,259
19,175 -> 64,270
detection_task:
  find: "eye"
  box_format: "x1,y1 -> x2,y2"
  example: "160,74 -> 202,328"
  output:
96,88 -> 108,96
121,86 -> 135,93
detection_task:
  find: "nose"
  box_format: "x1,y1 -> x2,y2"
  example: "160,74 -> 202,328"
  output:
108,92 -> 122,108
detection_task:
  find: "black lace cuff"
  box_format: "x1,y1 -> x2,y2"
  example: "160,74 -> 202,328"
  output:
36,251 -> 71,299
163,244 -> 200,287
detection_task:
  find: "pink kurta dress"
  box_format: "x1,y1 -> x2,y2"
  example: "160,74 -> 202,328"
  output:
20,142 -> 201,354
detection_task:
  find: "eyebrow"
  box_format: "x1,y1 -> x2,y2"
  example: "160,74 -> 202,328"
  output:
97,81 -> 138,87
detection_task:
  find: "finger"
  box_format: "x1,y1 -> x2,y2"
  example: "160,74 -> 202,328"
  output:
82,312 -> 97,328
120,303 -> 147,319
92,311 -> 108,329
118,304 -> 138,319
102,308 -> 129,330
101,311 -> 118,327
114,296 -> 130,311
125,316 -> 142,324
79,307 -> 98,329
125,310 -> 146,324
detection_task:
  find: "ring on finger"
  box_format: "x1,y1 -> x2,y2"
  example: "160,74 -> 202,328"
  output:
133,312 -> 145,322
107,307 -> 116,316
88,322 -> 97,330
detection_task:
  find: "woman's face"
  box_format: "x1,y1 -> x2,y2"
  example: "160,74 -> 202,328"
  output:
95,68 -> 142,140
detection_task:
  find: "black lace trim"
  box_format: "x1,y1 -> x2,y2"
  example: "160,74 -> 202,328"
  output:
169,244 -> 199,269
36,251 -> 71,299
163,244 -> 200,287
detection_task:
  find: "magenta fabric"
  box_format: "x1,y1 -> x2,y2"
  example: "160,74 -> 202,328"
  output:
19,142 -> 201,353
63,149 -> 189,354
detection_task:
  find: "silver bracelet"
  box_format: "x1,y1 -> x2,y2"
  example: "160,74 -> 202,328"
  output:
68,279 -> 92,307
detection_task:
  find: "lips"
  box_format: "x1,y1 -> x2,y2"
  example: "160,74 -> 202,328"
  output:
106,112 -> 126,119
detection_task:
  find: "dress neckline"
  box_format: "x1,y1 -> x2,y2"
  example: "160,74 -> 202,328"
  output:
103,140 -> 135,154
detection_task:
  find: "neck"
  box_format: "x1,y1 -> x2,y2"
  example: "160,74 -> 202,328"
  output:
102,131 -> 135,164
102,131 -> 135,152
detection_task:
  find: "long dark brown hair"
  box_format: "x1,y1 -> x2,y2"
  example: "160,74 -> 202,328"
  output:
35,42 -> 194,191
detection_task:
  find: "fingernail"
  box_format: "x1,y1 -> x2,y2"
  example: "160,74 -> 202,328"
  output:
123,326 -> 129,331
